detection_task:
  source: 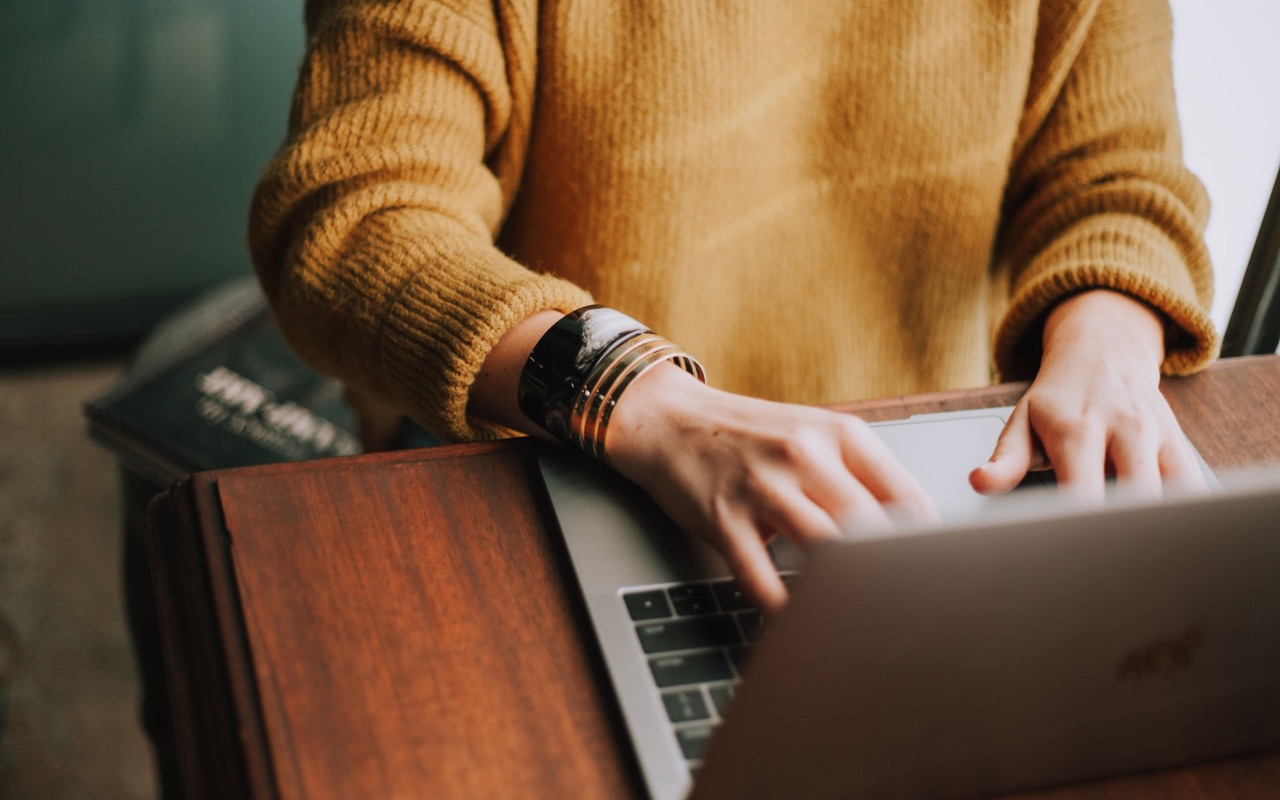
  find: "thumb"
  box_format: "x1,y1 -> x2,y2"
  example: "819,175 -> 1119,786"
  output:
970,404 -> 1038,495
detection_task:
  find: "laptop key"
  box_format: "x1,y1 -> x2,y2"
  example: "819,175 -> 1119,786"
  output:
668,583 -> 717,616
662,689 -> 710,723
736,609 -> 765,643
708,684 -> 736,718
623,589 -> 673,620
636,615 -> 742,654
649,651 -> 733,687
676,725 -> 717,761
711,580 -> 754,611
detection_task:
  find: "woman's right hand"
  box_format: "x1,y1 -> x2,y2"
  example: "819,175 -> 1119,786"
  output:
468,311 -> 935,614
606,363 -> 937,613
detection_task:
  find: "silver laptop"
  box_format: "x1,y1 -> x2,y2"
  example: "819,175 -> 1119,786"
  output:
538,408 -> 1280,799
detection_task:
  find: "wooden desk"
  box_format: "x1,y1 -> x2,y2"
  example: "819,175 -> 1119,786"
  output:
147,355 -> 1280,800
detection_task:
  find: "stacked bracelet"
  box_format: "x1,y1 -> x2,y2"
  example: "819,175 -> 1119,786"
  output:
518,306 -> 706,463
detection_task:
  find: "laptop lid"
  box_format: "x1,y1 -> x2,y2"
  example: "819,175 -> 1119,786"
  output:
540,407 -> 1021,799
691,472 -> 1280,799
540,406 -> 1226,799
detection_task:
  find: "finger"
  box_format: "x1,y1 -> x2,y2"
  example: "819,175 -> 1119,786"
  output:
774,443 -> 908,534
756,484 -> 846,547
1041,417 -> 1108,503
755,469 -> 896,543
718,517 -> 788,614
1158,431 -> 1209,494
1106,424 -> 1162,499
837,419 -> 936,517
816,475 -> 899,539
970,403 -> 1038,495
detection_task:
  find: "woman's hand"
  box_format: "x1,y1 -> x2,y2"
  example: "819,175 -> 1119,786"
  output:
970,289 -> 1205,501
607,365 -> 936,614
470,311 -> 932,614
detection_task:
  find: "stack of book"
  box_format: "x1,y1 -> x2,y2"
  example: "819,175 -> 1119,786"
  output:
85,284 -> 361,487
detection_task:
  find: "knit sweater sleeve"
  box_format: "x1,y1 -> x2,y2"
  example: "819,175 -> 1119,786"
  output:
248,0 -> 592,442
992,0 -> 1218,380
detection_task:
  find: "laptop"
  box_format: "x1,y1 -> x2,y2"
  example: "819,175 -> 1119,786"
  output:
537,407 -> 1280,799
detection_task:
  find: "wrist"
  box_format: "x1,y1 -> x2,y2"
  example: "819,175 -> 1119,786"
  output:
606,361 -> 710,469
1043,289 -> 1165,369
516,306 -> 706,463
469,310 -> 565,437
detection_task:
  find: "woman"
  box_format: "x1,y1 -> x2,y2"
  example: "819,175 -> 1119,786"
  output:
250,0 -> 1217,610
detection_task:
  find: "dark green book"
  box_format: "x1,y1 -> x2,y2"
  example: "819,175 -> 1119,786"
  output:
85,286 -> 361,487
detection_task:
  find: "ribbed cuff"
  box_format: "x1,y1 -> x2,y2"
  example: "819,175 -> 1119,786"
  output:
378,243 -> 594,442
995,214 -> 1219,380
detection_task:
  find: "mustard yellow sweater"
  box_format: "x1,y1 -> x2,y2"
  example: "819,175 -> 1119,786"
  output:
250,0 -> 1217,442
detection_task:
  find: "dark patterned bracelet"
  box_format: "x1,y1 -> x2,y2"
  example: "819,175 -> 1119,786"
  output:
517,305 -> 705,457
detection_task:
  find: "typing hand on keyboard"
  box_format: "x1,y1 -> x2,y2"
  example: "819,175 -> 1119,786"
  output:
607,364 -> 936,614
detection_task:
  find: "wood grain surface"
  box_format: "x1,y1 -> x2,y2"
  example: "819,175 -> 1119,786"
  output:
148,355 -> 1280,800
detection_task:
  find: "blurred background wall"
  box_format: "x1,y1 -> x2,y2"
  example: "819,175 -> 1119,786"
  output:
1171,0 -> 1280,330
0,0 -> 304,355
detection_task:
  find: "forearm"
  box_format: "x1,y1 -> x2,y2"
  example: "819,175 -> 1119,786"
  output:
468,309 -> 565,437
993,0 -> 1215,380
251,0 -> 593,442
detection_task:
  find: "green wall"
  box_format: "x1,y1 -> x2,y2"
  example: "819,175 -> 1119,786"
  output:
0,1 -> 305,349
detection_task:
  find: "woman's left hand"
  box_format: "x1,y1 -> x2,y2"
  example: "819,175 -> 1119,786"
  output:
969,289 -> 1206,501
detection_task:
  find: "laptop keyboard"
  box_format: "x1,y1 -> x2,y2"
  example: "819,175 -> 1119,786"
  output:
622,575 -> 794,768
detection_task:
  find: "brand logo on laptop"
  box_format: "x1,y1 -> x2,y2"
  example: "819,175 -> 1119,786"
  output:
1117,625 -> 1206,683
